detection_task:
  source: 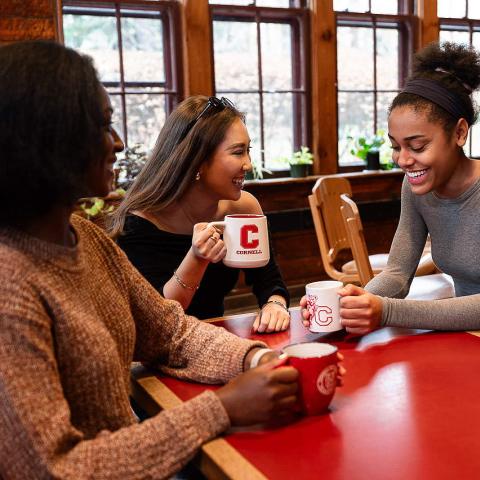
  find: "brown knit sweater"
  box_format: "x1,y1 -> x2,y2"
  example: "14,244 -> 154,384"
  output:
0,215 -> 264,479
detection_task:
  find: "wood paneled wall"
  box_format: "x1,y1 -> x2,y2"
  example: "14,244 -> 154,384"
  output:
0,0 -> 57,44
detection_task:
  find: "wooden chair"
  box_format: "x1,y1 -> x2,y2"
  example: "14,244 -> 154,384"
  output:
340,193 -> 454,300
308,176 -> 436,285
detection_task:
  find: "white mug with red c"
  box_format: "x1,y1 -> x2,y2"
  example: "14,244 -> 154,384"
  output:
305,280 -> 343,333
209,214 -> 270,268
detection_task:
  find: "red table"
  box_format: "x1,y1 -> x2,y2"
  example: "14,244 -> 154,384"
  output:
132,312 -> 480,480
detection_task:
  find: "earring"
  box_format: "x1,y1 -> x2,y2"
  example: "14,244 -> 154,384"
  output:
195,172 -> 201,181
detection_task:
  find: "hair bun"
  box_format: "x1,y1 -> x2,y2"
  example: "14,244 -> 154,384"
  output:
413,41 -> 480,93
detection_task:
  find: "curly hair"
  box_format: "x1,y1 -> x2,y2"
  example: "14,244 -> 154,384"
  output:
390,42 -> 480,131
0,41 -> 104,226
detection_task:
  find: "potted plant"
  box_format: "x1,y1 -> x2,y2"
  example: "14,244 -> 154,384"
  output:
280,146 -> 314,178
348,130 -> 394,170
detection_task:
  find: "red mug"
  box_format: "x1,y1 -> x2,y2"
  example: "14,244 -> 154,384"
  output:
283,342 -> 338,416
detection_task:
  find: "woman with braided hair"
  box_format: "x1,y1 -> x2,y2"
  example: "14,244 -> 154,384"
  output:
302,41 -> 480,334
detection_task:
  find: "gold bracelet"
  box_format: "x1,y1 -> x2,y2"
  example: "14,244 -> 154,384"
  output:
173,270 -> 199,291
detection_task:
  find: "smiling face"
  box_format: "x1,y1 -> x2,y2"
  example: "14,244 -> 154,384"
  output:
85,87 -> 124,197
199,117 -> 252,201
388,106 -> 468,197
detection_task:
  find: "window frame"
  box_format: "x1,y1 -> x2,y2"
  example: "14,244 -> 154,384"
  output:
209,2 -> 311,177
335,2 -> 415,171
60,0 -> 183,148
439,6 -> 480,158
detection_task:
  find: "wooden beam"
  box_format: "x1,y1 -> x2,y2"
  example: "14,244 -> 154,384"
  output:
181,0 -> 214,97
310,0 -> 338,175
0,0 -> 55,16
417,0 -> 439,49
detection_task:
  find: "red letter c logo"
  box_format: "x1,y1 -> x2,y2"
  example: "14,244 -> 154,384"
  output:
240,225 -> 259,249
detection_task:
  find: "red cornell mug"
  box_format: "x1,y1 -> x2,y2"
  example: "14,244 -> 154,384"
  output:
283,342 -> 338,416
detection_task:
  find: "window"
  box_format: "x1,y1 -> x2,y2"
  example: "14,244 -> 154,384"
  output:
209,1 -> 309,173
62,0 -> 181,150
439,0 -> 480,157
335,0 -> 414,166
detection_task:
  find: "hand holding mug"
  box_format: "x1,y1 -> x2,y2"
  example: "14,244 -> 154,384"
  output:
216,356 -> 299,426
299,294 -> 311,329
248,348 -> 346,385
338,284 -> 383,334
191,222 -> 226,263
281,342 -> 341,415
303,281 -> 343,333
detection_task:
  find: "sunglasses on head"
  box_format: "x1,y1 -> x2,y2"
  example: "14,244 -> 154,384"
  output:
180,96 -> 236,141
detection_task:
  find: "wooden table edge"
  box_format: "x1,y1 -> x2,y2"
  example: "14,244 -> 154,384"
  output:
130,365 -> 267,480
468,330 -> 480,337
202,312 -> 255,323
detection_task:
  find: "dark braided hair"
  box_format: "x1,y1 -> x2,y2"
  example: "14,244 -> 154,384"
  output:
0,40 -> 104,226
390,42 -> 480,132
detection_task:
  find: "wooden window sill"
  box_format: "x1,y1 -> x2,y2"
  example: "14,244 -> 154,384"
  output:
244,169 -> 404,211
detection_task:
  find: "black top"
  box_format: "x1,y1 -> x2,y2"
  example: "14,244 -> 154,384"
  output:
117,215 -> 289,319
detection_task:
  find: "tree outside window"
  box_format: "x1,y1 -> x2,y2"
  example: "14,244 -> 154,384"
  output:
210,1 -> 309,173
335,0 -> 413,167
439,0 -> 480,157
62,0 -> 181,150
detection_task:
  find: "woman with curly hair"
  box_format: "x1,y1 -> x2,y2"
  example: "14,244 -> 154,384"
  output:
302,42 -> 480,334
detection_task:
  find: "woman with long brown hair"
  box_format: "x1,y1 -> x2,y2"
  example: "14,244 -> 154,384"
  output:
110,96 -> 290,333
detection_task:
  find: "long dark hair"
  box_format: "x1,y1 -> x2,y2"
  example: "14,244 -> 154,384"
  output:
109,95 -> 244,238
390,42 -> 480,132
0,40 -> 104,226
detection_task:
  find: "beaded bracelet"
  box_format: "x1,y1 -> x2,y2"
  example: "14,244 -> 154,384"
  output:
262,299 -> 289,314
173,270 -> 199,291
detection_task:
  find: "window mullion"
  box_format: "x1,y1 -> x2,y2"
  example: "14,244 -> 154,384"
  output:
373,16 -> 378,134
256,12 -> 266,168
162,10 -> 174,116
291,19 -> 301,151
336,5 -> 412,168
115,3 -> 128,146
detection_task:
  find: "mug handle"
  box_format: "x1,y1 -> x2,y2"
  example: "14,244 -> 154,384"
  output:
207,221 -> 226,232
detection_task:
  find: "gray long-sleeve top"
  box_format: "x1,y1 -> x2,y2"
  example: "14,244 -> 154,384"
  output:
365,176 -> 480,330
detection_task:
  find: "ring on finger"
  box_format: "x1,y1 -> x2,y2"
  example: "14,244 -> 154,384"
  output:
209,235 -> 218,243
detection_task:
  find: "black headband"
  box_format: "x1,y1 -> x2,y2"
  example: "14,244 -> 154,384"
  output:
402,78 -> 470,123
